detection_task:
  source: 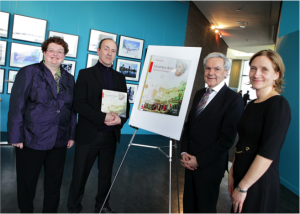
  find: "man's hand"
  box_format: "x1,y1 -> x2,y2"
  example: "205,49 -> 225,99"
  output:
67,140 -> 75,148
180,153 -> 198,170
104,113 -> 121,126
105,113 -> 115,122
12,142 -> 23,149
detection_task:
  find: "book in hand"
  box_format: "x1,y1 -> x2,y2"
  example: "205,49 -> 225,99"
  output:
101,89 -> 127,118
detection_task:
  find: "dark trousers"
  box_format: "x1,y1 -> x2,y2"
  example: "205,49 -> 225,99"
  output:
67,131 -> 117,212
183,168 -> 223,213
15,145 -> 67,213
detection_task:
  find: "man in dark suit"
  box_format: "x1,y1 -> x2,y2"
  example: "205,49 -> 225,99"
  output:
243,90 -> 250,107
180,52 -> 244,213
67,38 -> 130,213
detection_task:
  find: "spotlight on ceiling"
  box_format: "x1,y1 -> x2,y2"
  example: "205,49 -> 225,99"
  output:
215,29 -> 219,33
211,26 -> 216,29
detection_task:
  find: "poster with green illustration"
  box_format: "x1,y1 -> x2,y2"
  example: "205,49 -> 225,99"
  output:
138,55 -> 191,116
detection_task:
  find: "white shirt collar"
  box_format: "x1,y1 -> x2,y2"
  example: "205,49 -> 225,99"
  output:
207,80 -> 226,93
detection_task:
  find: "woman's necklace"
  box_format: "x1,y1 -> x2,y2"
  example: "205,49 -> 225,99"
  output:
255,89 -> 276,103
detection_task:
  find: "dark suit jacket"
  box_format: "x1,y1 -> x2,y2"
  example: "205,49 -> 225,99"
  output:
181,84 -> 243,179
73,64 -> 130,144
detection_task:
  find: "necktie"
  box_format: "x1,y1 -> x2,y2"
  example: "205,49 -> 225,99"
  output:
194,89 -> 213,121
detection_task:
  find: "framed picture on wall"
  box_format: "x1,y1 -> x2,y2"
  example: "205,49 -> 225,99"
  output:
7,70 -> 18,94
0,11 -> 10,38
0,69 -> 4,93
61,60 -> 76,76
126,84 -> 138,104
0,40 -> 7,66
49,31 -> 79,58
86,54 -> 99,68
12,14 -> 47,44
118,35 -> 144,60
116,58 -> 141,82
88,29 -> 117,52
10,43 -> 43,68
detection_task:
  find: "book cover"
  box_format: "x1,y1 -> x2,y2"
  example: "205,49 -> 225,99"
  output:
101,89 -> 127,118
138,55 -> 191,116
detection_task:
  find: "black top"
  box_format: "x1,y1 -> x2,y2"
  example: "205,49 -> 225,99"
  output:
97,61 -> 114,132
233,95 -> 291,213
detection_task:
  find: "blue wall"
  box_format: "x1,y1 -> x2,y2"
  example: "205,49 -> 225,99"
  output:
0,1 -> 189,135
276,1 -> 299,196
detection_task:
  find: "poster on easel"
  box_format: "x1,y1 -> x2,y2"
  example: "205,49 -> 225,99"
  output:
129,46 -> 202,140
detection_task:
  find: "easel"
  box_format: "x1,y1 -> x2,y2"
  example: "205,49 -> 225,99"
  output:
100,127 -> 181,214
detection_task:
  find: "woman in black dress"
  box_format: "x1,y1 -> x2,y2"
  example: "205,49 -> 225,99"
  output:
228,50 -> 291,213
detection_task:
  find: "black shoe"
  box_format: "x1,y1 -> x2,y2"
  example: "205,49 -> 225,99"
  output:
94,205 -> 116,213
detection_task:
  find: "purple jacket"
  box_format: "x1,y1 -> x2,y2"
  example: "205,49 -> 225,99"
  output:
7,61 -> 76,150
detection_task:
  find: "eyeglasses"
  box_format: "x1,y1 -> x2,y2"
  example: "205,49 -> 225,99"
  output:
46,49 -> 65,55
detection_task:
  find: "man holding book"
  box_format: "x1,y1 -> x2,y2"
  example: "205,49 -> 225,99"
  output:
68,38 -> 130,213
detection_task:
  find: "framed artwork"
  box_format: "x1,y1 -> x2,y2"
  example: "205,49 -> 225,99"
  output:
7,70 -> 18,94
116,58 -> 141,82
12,14 -> 47,44
0,40 -> 7,66
118,35 -> 144,60
88,29 -> 117,52
61,60 -> 76,76
0,11 -> 10,38
86,54 -> 99,68
10,43 -> 43,68
49,31 -> 79,58
127,84 -> 138,104
0,69 -> 4,93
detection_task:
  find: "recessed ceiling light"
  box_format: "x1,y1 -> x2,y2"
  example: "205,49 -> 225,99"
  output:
215,29 -> 219,33
236,21 -> 248,26
211,26 -> 215,29
240,26 -> 246,28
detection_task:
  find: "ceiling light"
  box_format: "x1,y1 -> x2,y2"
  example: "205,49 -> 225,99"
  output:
211,26 -> 215,29
220,34 -> 222,38
215,29 -> 219,33
240,26 -> 245,28
237,9 -> 241,12
236,21 -> 248,26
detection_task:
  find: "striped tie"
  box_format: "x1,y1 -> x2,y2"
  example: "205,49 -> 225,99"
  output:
194,89 -> 213,121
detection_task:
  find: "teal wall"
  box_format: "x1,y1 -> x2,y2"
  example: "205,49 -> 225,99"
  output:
0,1 -> 190,135
276,1 -> 299,196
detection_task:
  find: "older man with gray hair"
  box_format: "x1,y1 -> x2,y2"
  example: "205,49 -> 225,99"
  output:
180,52 -> 244,212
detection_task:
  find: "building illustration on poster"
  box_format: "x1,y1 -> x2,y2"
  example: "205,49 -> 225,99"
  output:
138,55 -> 191,116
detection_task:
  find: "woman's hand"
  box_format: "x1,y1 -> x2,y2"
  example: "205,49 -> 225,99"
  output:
67,140 -> 75,148
12,143 -> 23,149
228,167 -> 234,198
231,187 -> 247,213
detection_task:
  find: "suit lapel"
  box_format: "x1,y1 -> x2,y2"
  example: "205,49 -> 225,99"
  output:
93,64 -> 105,88
41,63 -> 58,99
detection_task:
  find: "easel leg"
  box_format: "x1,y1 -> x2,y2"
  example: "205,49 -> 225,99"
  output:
99,128 -> 138,213
175,140 -> 180,213
169,139 -> 172,214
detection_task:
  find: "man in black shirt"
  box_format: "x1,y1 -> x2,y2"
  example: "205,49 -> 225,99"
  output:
67,39 -> 130,213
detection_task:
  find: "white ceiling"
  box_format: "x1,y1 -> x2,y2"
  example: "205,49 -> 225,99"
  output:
194,1 -> 281,52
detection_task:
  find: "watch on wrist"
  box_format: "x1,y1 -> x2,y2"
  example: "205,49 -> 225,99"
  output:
237,185 -> 247,193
